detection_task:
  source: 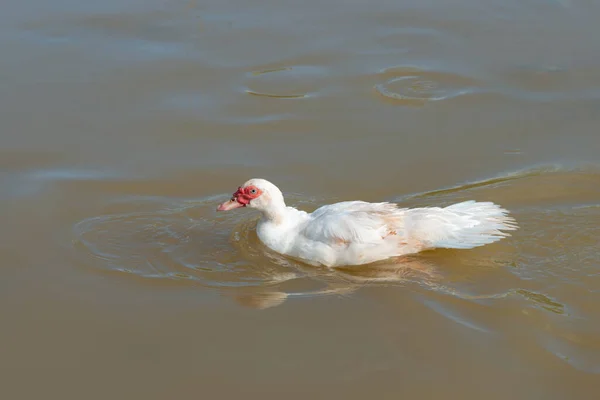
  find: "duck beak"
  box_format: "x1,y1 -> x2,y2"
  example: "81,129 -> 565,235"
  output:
217,198 -> 245,211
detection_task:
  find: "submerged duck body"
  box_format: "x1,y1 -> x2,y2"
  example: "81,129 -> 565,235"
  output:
217,178 -> 517,267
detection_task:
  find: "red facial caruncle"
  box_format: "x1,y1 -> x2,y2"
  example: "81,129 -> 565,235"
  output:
232,185 -> 262,205
217,185 -> 262,211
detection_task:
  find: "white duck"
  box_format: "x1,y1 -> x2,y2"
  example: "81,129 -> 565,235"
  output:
217,178 -> 517,267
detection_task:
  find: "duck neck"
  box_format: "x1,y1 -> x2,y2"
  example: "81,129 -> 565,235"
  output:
260,202 -> 288,225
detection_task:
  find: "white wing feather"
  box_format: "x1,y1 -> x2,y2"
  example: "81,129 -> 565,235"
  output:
301,201 -> 402,245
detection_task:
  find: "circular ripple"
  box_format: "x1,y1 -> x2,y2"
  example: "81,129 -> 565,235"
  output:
71,195 -> 347,308
374,66 -> 480,105
243,66 -> 325,99
73,197 -> 295,287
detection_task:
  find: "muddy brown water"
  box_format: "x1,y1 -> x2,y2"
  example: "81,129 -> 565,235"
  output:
1,0 -> 600,398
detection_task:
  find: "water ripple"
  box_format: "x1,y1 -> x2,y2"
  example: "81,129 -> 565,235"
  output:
71,164 -> 600,334
243,65 -> 326,99
374,65 -> 481,106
